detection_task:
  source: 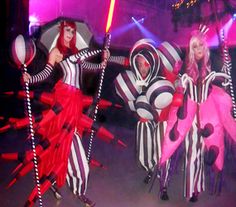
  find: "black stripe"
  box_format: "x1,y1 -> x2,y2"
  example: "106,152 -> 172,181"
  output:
52,102 -> 63,114
149,86 -> 174,107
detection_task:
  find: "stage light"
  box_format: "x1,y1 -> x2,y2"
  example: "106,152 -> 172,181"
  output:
29,15 -> 40,36
111,22 -> 136,38
29,15 -> 38,23
132,17 -> 138,23
131,19 -> 161,45
132,17 -> 145,24
233,13 -> 236,20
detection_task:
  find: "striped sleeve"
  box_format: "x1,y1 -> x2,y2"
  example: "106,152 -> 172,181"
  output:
108,56 -> 129,67
29,63 -> 54,84
81,61 -> 103,70
69,49 -> 102,63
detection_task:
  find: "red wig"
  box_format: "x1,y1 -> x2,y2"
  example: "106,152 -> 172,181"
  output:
56,21 -> 79,55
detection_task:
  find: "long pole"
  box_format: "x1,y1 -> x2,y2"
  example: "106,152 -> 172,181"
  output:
87,0 -> 116,161
211,0 -> 236,119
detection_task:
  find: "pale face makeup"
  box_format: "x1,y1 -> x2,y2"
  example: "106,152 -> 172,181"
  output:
191,37 -> 205,61
63,26 -> 75,46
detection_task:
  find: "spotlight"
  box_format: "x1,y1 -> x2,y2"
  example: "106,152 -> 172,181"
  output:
29,15 -> 40,36
131,17 -> 145,24
132,17 -> 138,23
233,13 -> 236,20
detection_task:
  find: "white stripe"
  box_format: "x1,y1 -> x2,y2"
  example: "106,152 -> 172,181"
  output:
155,123 -> 162,162
146,80 -> 174,109
128,101 -> 136,112
194,83 -> 198,102
190,120 -> 198,195
66,174 -> 70,187
202,82 -> 206,102
147,122 -> 154,169
116,74 -> 137,101
137,122 -> 148,171
71,140 -> 83,194
153,123 -> 158,164
15,35 -> 26,64
160,52 -> 173,72
189,81 -> 194,100
67,159 -> 78,194
184,130 -> 189,196
194,142 -> 201,191
164,159 -> 171,185
75,133 -> 89,192
136,95 -> 154,119
76,64 -> 80,88
163,42 -> 181,62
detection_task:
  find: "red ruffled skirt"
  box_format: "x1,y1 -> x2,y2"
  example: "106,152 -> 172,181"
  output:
38,80 -> 83,187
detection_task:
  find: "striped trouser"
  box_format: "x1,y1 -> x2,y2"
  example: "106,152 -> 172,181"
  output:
184,117 -> 205,198
155,121 -> 171,189
136,120 -> 157,172
66,132 -> 89,196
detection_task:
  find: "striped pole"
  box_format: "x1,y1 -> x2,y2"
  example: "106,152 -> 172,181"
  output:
220,29 -> 236,119
87,0 -> 116,161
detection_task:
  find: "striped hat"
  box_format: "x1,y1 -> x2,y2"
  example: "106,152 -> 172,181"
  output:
157,41 -> 182,72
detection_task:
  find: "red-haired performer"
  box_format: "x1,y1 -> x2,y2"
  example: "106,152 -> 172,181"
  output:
23,20 -> 109,207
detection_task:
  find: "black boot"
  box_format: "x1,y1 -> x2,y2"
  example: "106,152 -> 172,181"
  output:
189,193 -> 198,202
160,187 -> 169,201
78,195 -> 96,207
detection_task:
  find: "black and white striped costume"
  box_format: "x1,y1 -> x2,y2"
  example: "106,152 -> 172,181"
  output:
154,121 -> 172,190
181,73 -> 214,198
29,49 -> 102,85
109,54 -> 160,173
110,55 -> 164,174
136,119 -> 157,172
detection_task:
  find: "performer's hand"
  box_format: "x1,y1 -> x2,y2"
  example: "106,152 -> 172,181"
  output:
102,49 -> 110,61
22,72 -> 31,83
101,60 -> 108,68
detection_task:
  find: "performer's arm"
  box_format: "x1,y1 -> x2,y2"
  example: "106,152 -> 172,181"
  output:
80,61 -> 106,70
80,49 -> 110,70
23,47 -> 61,84
108,56 -> 129,67
69,49 -> 102,63
29,63 -> 54,84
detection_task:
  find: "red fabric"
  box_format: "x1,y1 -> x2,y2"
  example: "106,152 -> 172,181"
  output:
159,105 -> 171,121
163,68 -> 177,83
38,81 -> 83,187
